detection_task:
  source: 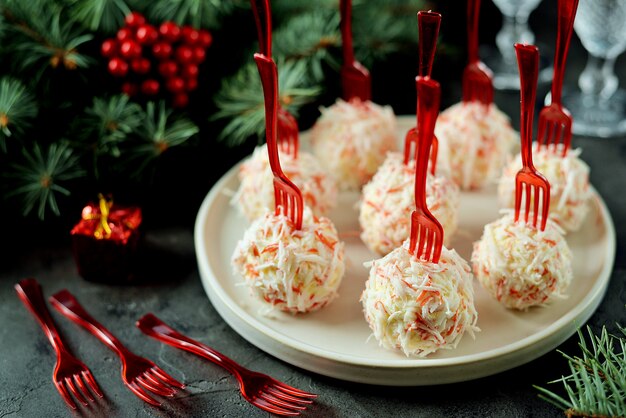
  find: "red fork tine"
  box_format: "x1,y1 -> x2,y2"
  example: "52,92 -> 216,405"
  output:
256,53 -> 304,229
515,43 -> 551,231
537,0 -> 578,156
250,0 -> 300,158
408,77 -> 444,263
404,11 -> 441,175
340,0 -> 371,102
462,0 -> 493,105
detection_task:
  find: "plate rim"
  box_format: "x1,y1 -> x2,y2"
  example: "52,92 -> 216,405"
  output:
194,159 -> 616,373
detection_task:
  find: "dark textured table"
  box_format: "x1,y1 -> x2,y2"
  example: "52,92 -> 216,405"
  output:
2,5 -> 626,418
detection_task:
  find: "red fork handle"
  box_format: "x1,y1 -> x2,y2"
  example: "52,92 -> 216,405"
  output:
49,290 -> 130,359
340,0 -> 355,68
251,0 -> 272,57
551,0 -> 579,106
467,0 -> 481,64
418,11 -> 441,77
15,278 -> 68,357
136,314 -> 241,377
515,43 -> 539,171
254,53 -> 284,179
414,76 -> 441,211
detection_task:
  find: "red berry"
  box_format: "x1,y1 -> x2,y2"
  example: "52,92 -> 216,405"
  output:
131,58 -> 151,74
181,26 -> 200,45
152,42 -> 172,60
141,79 -> 160,95
185,77 -> 198,92
175,45 -> 194,63
166,77 -> 185,93
135,24 -> 158,45
159,22 -> 180,42
116,27 -> 134,41
181,64 -> 198,79
108,58 -> 128,77
172,93 -> 189,108
125,12 -> 146,27
158,61 -> 178,78
192,47 -> 206,64
119,40 -> 141,59
198,30 -> 212,47
101,39 -> 118,58
121,82 -> 138,96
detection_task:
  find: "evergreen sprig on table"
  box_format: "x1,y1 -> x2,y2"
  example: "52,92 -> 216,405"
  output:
535,325 -> 626,418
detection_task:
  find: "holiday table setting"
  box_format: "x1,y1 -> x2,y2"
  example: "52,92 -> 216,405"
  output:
1,0 -> 625,417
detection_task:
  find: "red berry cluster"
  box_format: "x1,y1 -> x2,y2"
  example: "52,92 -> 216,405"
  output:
101,12 -> 212,108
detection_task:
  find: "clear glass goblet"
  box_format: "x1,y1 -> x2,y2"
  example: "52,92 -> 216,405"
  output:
484,0 -> 550,90
560,0 -> 626,137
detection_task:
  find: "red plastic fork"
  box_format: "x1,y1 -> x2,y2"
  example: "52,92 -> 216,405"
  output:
49,290 -> 185,407
536,0 -> 579,156
515,43 -> 551,231
251,0 -> 299,158
137,314 -> 317,417
409,77 -> 444,263
14,278 -> 103,410
404,11 -> 441,174
340,0 -> 371,101
255,53 -> 304,229
462,0 -> 493,105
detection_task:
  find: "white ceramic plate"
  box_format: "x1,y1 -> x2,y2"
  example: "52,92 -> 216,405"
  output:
194,117 -> 616,386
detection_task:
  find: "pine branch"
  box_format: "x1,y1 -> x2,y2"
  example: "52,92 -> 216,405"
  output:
5,142 -> 85,219
534,325 -> 626,418
273,10 -> 340,81
68,0 -> 131,33
147,0 -> 244,29
213,59 -> 321,147
0,77 -> 37,152
126,101 -> 199,177
3,3 -> 94,76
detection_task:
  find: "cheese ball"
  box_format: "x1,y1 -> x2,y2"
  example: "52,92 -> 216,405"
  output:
310,98 -> 397,191
436,102 -> 517,190
231,207 -> 345,314
471,211 -> 573,310
361,242 -> 479,357
498,144 -> 592,232
233,144 -> 337,222
359,152 -> 459,256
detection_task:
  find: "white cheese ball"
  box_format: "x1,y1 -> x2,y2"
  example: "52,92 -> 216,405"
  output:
233,144 -> 337,222
498,144 -> 592,232
231,208 -> 345,314
361,242 -> 479,357
436,102 -> 517,190
471,212 -> 573,310
359,152 -> 459,256
310,98 -> 397,191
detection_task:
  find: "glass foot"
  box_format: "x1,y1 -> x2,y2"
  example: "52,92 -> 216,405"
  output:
560,88 -> 626,138
480,45 -> 553,90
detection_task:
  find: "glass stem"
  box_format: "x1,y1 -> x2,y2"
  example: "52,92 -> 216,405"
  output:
579,54 -> 619,100
496,13 -> 534,66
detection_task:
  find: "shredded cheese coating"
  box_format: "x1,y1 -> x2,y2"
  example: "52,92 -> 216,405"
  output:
436,102 -> 517,190
361,242 -> 479,357
231,207 -> 345,314
310,98 -> 397,191
471,211 -> 573,310
498,144 -> 592,232
233,144 -> 338,222
359,152 -> 460,256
